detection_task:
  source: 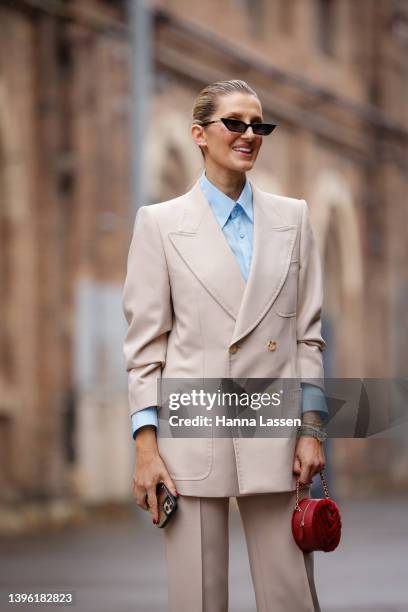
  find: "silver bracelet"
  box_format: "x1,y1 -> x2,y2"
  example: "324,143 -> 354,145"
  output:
296,424 -> 327,442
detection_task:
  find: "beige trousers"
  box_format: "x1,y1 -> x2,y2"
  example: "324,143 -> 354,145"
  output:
163,489 -> 321,612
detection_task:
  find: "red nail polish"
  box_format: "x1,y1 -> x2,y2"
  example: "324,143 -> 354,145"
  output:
175,490 -> 180,497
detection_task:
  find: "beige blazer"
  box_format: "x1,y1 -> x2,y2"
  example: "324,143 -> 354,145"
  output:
122,177 -> 326,496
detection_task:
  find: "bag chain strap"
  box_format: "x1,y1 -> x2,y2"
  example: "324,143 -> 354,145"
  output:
295,470 -> 330,512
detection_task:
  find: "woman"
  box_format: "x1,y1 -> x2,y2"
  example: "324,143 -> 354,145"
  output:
122,80 -> 327,612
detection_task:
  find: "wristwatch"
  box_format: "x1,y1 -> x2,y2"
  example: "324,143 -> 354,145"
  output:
296,424 -> 327,442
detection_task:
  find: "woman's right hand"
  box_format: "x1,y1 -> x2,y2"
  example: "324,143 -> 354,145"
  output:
132,426 -> 178,524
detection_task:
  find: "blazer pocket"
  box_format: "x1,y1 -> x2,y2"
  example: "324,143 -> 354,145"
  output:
273,260 -> 299,317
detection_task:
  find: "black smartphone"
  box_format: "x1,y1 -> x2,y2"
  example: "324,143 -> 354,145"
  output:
155,482 -> 178,528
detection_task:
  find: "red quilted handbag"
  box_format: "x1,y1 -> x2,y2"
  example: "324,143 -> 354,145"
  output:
292,470 -> 341,553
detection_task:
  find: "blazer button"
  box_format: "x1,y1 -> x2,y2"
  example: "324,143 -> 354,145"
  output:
229,343 -> 239,354
267,340 -> 277,352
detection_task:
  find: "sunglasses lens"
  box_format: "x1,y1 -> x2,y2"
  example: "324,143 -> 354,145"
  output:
253,124 -> 276,135
223,119 -> 246,133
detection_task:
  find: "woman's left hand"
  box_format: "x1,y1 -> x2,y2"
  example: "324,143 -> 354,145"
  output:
293,437 -> 325,485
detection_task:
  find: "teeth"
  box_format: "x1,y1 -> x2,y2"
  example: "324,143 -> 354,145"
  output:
234,147 -> 251,153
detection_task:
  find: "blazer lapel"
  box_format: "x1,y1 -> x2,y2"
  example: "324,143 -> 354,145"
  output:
168,178 -> 297,346
168,179 -> 246,320
230,181 -> 297,346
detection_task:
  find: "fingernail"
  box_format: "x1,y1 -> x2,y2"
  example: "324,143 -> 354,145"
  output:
152,518 -> 157,524
175,490 -> 179,497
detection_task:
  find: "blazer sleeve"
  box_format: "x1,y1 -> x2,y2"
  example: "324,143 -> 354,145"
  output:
122,205 -> 173,416
296,199 -> 327,389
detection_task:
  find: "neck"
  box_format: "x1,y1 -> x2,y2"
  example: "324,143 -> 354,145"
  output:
204,163 -> 246,201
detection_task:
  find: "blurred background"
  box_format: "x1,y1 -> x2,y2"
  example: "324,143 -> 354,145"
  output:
0,0 -> 408,610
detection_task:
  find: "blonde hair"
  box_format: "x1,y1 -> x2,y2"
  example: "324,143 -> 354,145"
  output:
192,79 -> 260,158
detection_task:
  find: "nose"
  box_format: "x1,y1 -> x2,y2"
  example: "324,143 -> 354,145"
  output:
242,126 -> 255,138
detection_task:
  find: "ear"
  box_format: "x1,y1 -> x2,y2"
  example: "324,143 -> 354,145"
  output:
191,123 -> 207,150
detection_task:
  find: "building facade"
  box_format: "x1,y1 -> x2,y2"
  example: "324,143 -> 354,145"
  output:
0,0 -> 407,517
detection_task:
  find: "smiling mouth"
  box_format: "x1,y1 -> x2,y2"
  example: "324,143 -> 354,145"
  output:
232,147 -> 253,157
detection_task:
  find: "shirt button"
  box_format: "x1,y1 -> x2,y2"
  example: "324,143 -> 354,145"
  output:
240,233 -> 245,239
229,343 -> 239,354
267,340 -> 277,352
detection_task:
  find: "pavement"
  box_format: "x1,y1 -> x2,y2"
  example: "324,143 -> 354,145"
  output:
0,494 -> 407,612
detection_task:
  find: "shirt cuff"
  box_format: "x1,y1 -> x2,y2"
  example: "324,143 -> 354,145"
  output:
131,407 -> 158,440
300,383 -> 328,421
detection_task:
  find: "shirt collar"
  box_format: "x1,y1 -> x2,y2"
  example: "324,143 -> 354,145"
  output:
199,170 -> 253,228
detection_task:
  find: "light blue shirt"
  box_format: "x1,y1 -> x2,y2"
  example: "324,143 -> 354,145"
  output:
131,171 -> 327,438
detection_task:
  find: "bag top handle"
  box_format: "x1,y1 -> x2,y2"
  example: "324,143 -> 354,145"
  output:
295,470 -> 330,512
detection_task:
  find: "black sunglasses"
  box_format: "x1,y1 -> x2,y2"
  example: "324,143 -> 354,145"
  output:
202,117 -> 277,136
